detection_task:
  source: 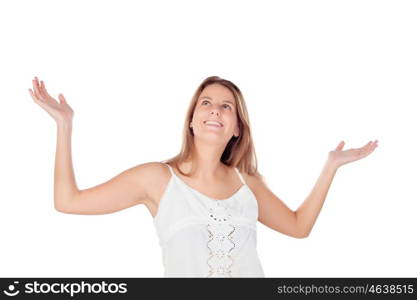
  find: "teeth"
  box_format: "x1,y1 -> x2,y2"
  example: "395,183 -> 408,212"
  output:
205,121 -> 222,127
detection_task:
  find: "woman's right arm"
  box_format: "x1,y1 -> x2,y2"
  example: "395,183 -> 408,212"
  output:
54,121 -> 79,213
29,76 -> 154,215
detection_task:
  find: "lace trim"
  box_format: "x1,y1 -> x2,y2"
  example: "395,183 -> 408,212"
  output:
206,201 -> 236,277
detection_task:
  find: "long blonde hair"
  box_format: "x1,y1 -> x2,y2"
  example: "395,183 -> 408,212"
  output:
162,76 -> 263,181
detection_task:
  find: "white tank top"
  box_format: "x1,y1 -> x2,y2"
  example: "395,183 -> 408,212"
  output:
152,163 -> 265,277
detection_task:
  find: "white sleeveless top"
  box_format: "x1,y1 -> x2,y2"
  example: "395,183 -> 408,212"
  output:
152,163 -> 265,277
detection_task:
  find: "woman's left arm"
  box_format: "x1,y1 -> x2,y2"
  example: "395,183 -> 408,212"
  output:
295,140 -> 379,237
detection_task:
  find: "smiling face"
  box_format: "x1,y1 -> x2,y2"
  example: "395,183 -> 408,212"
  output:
190,83 -> 240,143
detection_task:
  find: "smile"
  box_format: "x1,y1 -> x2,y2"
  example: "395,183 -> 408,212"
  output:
204,120 -> 223,127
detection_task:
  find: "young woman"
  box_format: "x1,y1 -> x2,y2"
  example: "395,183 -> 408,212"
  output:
28,75 -> 378,277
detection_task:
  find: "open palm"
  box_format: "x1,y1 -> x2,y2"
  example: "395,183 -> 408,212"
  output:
28,76 -> 74,124
328,140 -> 379,168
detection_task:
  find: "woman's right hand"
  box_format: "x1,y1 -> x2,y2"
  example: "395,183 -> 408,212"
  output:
29,76 -> 74,125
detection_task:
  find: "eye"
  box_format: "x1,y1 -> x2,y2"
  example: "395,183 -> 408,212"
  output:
201,100 -> 232,110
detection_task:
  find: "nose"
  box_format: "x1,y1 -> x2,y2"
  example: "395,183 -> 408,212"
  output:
210,109 -> 220,116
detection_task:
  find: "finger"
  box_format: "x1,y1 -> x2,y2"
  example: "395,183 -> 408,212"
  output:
367,140 -> 378,151
40,80 -> 53,99
33,78 -> 43,100
358,143 -> 370,153
28,88 -> 39,102
357,141 -> 372,152
40,80 -> 47,97
29,88 -> 48,110
31,78 -> 38,95
364,141 -> 378,155
35,77 -> 45,98
336,141 -> 344,151
38,80 -> 49,99
363,141 -> 373,151
58,93 -> 67,103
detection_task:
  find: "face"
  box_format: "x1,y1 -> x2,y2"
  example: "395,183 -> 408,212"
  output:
191,83 -> 239,143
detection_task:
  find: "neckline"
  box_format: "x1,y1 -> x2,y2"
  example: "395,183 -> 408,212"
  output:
169,166 -> 246,201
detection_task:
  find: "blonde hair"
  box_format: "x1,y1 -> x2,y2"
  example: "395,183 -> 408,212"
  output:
161,76 -> 263,181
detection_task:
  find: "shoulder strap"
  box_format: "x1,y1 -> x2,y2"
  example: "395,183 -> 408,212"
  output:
234,167 -> 246,185
165,163 -> 174,176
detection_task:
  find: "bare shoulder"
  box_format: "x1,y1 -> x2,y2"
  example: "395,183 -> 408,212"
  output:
131,161 -> 170,181
239,169 -> 268,192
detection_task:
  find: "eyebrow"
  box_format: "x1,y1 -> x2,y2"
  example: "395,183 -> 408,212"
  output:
199,96 -> 235,106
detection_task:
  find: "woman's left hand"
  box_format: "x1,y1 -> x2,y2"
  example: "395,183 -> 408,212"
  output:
327,140 -> 379,169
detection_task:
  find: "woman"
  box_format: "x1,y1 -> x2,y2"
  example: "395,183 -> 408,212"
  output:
28,75 -> 378,277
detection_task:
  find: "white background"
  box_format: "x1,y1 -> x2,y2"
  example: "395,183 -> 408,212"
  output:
1,0 -> 416,277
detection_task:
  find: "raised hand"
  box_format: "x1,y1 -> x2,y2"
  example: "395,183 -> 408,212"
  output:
29,76 -> 74,125
327,140 -> 379,169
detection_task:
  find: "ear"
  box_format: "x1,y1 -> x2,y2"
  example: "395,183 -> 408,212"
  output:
234,128 -> 239,138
